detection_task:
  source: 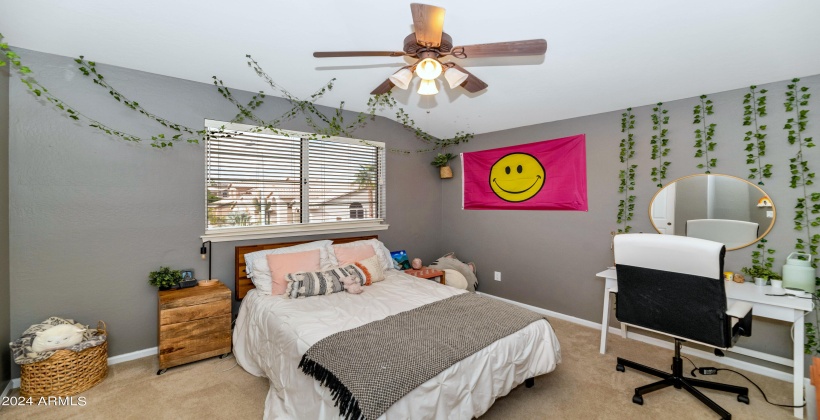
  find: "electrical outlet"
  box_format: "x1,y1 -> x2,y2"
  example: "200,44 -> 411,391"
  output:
767,210 -> 773,218
494,271 -> 501,281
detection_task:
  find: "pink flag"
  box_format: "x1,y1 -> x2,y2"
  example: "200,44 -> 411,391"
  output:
462,134 -> 587,211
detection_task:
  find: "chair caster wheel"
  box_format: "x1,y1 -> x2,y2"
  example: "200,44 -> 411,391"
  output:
737,394 -> 749,404
616,364 -> 625,372
632,395 -> 643,405
157,369 -> 167,375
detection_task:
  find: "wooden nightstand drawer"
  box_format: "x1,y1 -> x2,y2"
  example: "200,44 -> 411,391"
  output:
160,298 -> 229,325
159,314 -> 231,368
157,283 -> 232,373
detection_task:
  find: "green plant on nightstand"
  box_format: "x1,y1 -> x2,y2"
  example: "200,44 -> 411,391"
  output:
148,267 -> 183,290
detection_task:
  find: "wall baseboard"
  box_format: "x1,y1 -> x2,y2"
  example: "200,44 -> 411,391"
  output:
478,292 -> 603,330
107,346 -> 157,365
9,347 -> 158,390
479,292 -> 795,383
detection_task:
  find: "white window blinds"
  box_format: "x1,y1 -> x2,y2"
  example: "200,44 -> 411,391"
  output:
206,124 -> 385,233
308,138 -> 385,224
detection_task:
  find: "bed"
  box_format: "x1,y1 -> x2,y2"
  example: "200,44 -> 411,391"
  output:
232,236 -> 561,419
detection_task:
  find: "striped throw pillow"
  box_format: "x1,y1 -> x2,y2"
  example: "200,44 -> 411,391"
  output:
284,265 -> 366,299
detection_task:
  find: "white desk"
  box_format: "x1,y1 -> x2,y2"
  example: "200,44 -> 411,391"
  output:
596,268 -> 813,418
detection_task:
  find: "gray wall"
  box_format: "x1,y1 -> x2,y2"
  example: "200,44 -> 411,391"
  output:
441,74 -> 820,374
1,60 -> 11,390
7,49 -> 443,377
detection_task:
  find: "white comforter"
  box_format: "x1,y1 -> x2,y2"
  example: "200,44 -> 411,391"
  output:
233,270 -> 561,419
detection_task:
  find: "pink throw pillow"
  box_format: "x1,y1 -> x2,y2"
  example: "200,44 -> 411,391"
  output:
266,249 -> 321,295
333,244 -> 376,266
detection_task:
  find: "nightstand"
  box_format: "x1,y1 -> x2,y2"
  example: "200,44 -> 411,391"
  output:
404,267 -> 446,285
157,282 -> 231,375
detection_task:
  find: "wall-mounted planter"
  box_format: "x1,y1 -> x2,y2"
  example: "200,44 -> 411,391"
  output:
440,165 -> 453,179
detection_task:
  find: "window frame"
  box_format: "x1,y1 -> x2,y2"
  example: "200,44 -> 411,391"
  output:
201,120 -> 388,243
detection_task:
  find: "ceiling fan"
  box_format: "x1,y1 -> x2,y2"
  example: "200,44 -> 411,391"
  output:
313,3 -> 547,96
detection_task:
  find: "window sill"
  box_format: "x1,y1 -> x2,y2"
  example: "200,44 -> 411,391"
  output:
201,221 -> 389,243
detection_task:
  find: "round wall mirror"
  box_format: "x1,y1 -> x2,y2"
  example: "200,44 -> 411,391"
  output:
649,174 -> 775,250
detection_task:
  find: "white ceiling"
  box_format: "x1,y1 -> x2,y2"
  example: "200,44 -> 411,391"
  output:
3,0 -> 820,138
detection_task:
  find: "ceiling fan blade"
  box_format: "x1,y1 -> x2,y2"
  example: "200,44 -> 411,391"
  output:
370,78 -> 395,95
450,39 -> 547,59
449,64 -> 488,93
313,51 -> 407,58
410,3 -> 446,48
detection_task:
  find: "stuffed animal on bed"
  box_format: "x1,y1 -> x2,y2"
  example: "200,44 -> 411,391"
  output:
340,275 -> 363,294
430,253 -> 478,292
30,324 -> 86,353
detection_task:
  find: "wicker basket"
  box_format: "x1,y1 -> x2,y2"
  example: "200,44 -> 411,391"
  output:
20,321 -> 108,398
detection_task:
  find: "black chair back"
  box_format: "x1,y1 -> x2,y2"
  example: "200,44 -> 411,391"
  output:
614,234 -> 729,348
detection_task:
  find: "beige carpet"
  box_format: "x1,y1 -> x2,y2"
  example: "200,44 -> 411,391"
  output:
1,317 -> 799,419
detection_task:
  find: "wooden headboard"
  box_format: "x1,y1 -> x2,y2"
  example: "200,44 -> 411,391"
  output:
234,235 -> 378,300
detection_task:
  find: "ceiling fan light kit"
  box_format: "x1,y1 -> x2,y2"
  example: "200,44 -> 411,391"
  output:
389,68 -> 414,90
415,57 -> 443,80
444,66 -> 468,89
417,79 -> 439,95
313,3 -> 547,96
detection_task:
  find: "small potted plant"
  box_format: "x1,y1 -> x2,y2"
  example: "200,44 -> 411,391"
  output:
741,266 -> 780,286
431,153 -> 456,179
148,266 -> 183,290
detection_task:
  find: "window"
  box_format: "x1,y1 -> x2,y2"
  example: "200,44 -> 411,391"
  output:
203,121 -> 387,241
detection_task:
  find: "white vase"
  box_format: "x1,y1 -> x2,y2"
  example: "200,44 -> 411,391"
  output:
754,277 -> 766,287
770,279 -> 783,289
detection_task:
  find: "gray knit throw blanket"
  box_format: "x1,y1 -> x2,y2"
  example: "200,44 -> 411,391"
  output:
298,293 -> 549,420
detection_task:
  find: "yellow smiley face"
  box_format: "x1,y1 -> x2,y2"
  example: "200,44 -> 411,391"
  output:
489,153 -> 545,202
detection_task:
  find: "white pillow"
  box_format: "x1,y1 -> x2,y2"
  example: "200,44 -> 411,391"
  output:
245,240 -> 338,295
332,239 -> 393,272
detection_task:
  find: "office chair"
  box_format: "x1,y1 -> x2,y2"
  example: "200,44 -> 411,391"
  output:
613,234 -> 753,420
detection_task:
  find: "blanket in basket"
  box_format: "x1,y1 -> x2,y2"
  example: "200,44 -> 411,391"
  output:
10,317 -> 107,365
298,293 -> 549,420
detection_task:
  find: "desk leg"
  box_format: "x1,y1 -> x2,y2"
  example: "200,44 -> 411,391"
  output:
794,313 -> 805,419
600,289 -> 611,354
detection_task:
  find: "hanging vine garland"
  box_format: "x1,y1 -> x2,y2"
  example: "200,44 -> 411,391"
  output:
616,108 -> 637,233
1,34 -> 472,157
745,87 -> 776,298
742,86 -> 771,184
75,56 -> 205,145
649,103 -> 670,188
784,78 -> 819,258
693,94 -> 717,173
751,238 -> 776,273
2,39 -> 149,145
